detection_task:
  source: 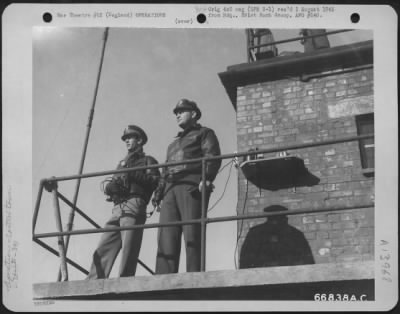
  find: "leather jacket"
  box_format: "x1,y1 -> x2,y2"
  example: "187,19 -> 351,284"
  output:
164,123 -> 221,181
105,148 -> 160,204
155,124 -> 221,193
152,123 -> 221,207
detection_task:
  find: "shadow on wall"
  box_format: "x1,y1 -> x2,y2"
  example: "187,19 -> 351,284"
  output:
240,205 -> 315,269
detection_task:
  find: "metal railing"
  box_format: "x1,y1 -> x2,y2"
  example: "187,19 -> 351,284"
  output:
32,133 -> 374,281
246,29 -> 354,62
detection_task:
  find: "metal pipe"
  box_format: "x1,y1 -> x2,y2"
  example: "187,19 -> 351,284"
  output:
43,155 -> 213,182
246,29 -> 254,62
34,204 -> 374,239
57,192 -> 101,229
52,187 -> 68,281
33,202 -> 374,280
42,133 -> 374,183
34,218 -> 207,239
33,238 -> 89,275
32,180 -> 45,234
137,260 -> 155,275
196,133 -> 375,162
57,191 -> 155,274
248,29 -> 352,50
200,159 -> 207,272
206,204 -> 374,225
59,27 -> 109,281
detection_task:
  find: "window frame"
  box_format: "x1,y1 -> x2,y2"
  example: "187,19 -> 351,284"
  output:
355,113 -> 375,176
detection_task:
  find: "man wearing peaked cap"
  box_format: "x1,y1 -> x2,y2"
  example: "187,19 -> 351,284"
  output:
153,98 -> 221,274
87,124 -> 159,279
121,125 -> 148,145
173,98 -> 202,120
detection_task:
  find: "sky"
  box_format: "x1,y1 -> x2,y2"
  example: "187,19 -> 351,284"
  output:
32,27 -> 373,283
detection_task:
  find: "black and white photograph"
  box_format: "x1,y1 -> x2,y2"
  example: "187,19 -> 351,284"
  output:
2,3 -> 398,312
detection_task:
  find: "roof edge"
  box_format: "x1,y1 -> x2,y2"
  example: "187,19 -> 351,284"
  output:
218,40 -> 373,110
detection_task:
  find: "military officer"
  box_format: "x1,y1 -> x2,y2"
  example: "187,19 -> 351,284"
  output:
153,99 -> 221,274
87,125 -> 160,279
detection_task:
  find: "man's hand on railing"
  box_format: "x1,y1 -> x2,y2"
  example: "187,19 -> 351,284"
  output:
151,200 -> 162,213
151,177 -> 165,211
151,190 -> 163,212
198,180 -> 214,193
151,197 -> 160,207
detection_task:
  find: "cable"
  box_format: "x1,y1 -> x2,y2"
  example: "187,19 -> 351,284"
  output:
207,160 -> 234,212
234,179 -> 249,270
217,159 -> 235,174
100,177 -> 113,193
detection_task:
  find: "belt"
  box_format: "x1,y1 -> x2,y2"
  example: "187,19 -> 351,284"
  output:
165,171 -> 201,182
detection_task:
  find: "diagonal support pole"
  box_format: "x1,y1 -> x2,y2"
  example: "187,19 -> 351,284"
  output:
51,183 -> 68,281
57,27 -> 109,281
57,191 -> 155,275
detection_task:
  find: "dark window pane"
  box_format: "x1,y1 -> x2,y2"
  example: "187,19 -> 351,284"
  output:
356,113 -> 374,169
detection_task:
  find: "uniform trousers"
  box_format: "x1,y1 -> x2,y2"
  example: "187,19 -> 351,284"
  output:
87,197 -> 147,279
155,182 -> 210,274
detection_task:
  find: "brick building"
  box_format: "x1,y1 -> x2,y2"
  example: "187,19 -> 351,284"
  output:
219,36 -> 374,289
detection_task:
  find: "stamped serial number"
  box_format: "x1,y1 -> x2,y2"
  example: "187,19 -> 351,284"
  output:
314,293 -> 367,301
34,300 -> 55,306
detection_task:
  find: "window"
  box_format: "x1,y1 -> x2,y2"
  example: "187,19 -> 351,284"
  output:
356,113 -> 374,174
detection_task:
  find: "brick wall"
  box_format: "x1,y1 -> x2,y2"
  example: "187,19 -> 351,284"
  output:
236,67 -> 374,267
